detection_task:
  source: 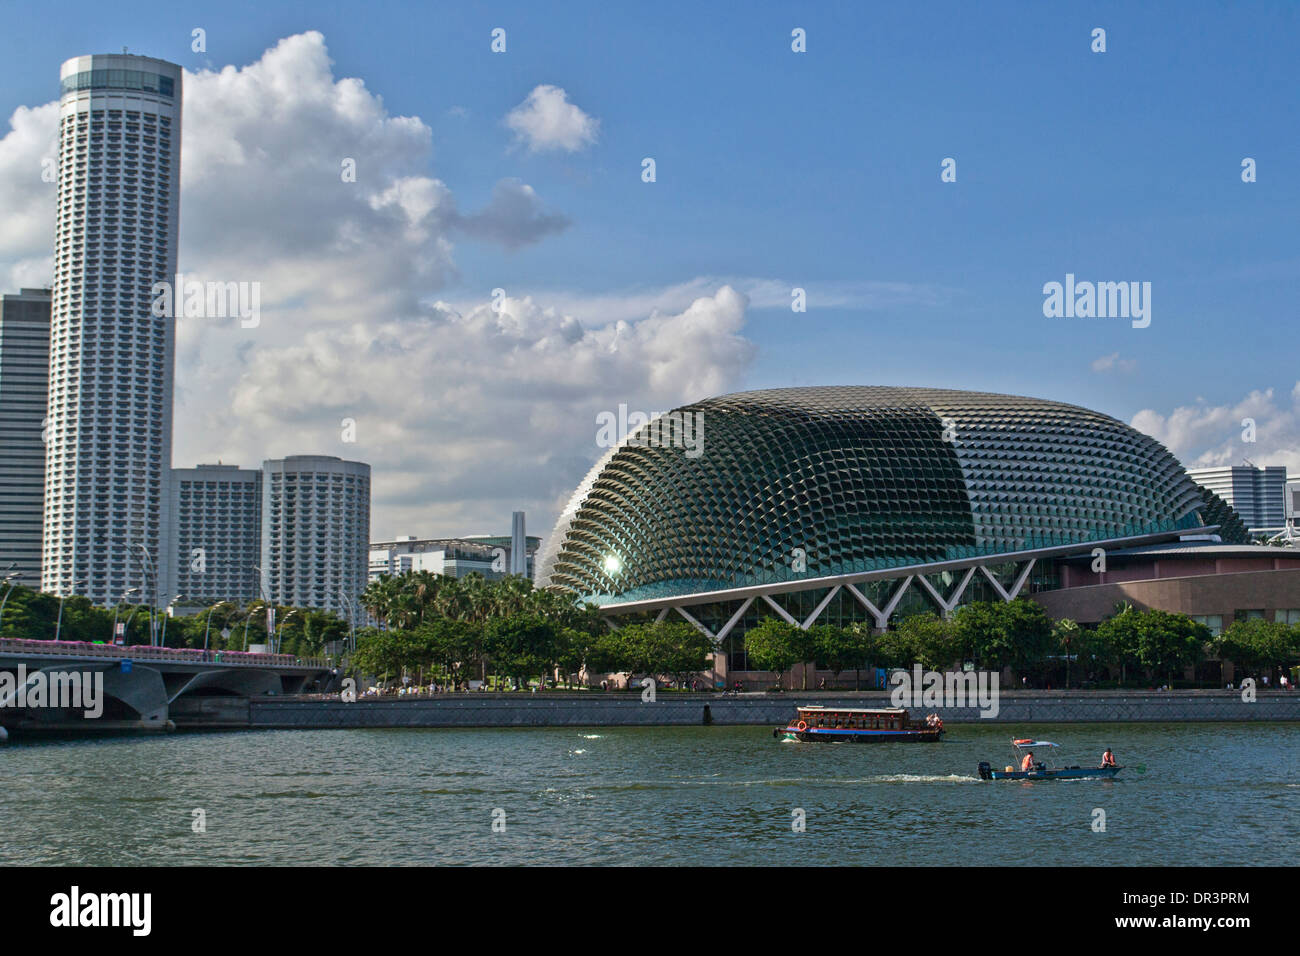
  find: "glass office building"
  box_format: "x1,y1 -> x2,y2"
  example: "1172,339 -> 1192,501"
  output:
0,289 -> 52,584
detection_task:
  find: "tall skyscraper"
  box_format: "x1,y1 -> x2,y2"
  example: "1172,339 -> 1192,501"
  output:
0,289 -> 53,583
171,464 -> 262,606
510,511 -> 527,576
43,55 -> 183,608
1187,464 -> 1287,533
261,456 -> 370,615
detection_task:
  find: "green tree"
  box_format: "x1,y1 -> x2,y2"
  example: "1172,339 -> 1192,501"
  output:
845,623 -> 879,689
414,617 -> 480,688
892,612 -> 962,670
484,613 -> 556,688
1093,608 -> 1143,684
1132,610 -> 1208,682
998,599 -> 1055,677
351,630 -> 408,685
586,627 -> 630,679
1096,608 -> 1207,684
808,624 -> 856,687
743,618 -> 803,686
1215,618 -> 1298,683
553,626 -> 592,688
637,621 -> 714,685
952,601 -> 1005,670
873,622 -> 911,671
952,600 -> 1053,676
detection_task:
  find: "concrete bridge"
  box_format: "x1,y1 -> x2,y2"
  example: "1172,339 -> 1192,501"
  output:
0,637 -> 334,738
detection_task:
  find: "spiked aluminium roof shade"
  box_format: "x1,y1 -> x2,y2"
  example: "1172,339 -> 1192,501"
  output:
536,386 -> 1207,605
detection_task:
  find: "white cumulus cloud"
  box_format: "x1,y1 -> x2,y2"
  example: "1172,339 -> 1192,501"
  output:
206,286 -> 756,536
1131,384 -> 1300,474
1090,352 -> 1137,374
0,102 -> 58,290
504,84 -> 599,153
0,32 -> 757,539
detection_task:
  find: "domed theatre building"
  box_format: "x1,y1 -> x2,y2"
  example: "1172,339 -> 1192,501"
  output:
536,387 -> 1300,683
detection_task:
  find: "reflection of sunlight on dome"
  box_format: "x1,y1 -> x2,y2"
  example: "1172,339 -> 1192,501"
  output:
603,554 -> 621,574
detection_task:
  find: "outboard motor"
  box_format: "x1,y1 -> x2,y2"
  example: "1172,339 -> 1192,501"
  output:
977,761 -> 992,780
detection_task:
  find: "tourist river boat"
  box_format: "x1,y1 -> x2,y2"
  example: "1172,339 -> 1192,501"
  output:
978,739 -> 1123,780
773,705 -> 944,742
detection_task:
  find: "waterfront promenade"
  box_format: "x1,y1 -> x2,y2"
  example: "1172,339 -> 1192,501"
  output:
171,689 -> 1300,730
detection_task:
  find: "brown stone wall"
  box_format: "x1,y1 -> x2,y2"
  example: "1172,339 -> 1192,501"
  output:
1031,568 -> 1300,624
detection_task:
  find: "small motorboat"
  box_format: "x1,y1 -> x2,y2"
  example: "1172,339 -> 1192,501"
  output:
978,739 -> 1122,780
773,705 -> 944,742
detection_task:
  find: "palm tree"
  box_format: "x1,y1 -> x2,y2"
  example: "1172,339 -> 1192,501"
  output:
361,574 -> 400,629
409,570 -> 443,624
499,574 -> 534,617
461,573 -> 492,623
1053,618 -> 1080,688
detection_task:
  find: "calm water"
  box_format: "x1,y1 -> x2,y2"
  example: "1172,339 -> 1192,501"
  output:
2,723 -> 1296,866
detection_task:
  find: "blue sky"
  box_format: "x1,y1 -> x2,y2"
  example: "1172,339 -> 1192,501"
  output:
1,0 -> 1297,533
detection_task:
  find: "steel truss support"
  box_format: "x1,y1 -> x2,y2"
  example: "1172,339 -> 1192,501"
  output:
844,575 -> 914,630
978,558 -> 1036,602
605,553 -> 1047,635
914,565 -> 978,616
715,598 -> 754,642
802,585 -> 842,629
671,604 -> 714,640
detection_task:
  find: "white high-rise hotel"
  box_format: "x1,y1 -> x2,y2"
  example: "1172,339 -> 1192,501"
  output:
43,55 -> 182,607
261,456 -> 370,615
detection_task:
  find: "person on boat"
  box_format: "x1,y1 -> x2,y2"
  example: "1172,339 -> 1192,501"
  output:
1101,748 -> 1117,768
1021,750 -> 1035,772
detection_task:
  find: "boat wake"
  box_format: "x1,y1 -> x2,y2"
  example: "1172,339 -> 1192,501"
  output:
870,773 -> 981,784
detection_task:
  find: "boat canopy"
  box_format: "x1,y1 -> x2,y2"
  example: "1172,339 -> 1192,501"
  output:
798,705 -> 906,715
1011,740 -> 1058,749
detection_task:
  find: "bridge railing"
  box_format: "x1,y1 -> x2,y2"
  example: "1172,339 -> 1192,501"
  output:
0,637 -> 328,670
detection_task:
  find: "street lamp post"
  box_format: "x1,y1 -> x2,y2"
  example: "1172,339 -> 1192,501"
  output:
250,564 -> 282,654
339,587 -> 357,653
0,569 -> 24,633
112,587 -> 141,644
159,594 -> 183,647
273,609 -> 297,655
242,602 -> 260,651
54,579 -> 88,642
136,544 -> 159,646
252,564 -> 272,606
204,602 -> 230,651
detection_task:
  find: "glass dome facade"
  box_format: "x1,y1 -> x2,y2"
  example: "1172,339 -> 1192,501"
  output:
537,387 -> 1207,604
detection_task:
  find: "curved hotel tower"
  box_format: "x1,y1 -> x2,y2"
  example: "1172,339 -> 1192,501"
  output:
43,55 -> 182,607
